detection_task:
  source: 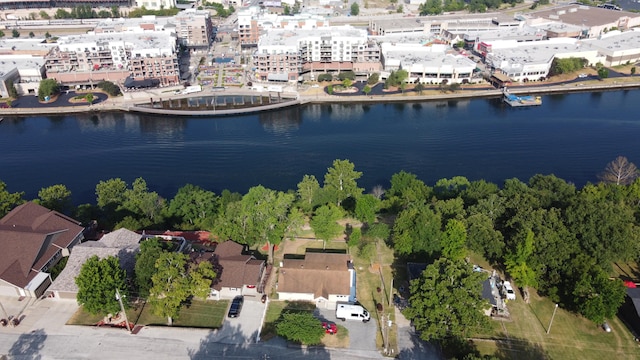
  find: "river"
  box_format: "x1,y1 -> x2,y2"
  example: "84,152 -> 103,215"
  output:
1,89 -> 639,204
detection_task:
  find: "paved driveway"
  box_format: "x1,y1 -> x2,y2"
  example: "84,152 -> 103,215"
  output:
208,296 -> 266,345
317,308 -> 377,351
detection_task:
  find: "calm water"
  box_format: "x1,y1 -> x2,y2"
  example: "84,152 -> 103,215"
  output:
1,90 -> 639,205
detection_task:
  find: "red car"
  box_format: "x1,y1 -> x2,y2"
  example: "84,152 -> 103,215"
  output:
322,322 -> 338,335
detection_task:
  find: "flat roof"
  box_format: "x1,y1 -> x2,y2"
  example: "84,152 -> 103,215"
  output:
486,38 -> 580,71
582,29 -> 640,54
0,56 -> 44,77
259,25 -> 367,48
58,32 -> 176,51
529,4 -> 640,28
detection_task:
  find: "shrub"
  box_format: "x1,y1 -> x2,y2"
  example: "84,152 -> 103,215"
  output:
317,73 -> 333,82
97,81 -> 122,96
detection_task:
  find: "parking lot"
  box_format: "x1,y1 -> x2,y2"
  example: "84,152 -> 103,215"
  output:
317,307 -> 377,351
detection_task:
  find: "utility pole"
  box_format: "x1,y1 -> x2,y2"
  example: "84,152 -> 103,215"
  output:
115,288 -> 132,333
546,303 -> 559,334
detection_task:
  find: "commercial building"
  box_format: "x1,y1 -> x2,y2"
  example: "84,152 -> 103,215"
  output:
0,39 -> 52,97
174,9 -> 214,50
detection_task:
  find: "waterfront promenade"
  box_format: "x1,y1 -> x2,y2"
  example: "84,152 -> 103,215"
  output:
2,77 -> 640,117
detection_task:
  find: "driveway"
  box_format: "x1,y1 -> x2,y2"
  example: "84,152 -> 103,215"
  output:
208,296 -> 266,344
317,308 -> 377,351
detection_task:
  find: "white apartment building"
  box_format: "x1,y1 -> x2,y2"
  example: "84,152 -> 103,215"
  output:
45,32 -> 179,87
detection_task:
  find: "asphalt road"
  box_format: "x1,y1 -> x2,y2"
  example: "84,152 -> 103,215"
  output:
12,91 -> 108,109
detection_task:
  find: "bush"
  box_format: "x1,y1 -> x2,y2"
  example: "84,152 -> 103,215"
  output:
338,71 -> 355,81
97,81 -> 122,96
317,73 -> 333,82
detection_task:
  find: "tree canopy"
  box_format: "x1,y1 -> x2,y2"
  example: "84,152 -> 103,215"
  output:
75,255 -> 128,315
404,258 -> 489,341
276,312 -> 325,345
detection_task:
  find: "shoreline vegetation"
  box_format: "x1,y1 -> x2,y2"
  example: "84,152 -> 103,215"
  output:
3,74 -> 640,116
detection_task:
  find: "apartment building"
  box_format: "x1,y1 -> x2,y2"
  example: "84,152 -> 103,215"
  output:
174,9 -> 214,50
238,8 -> 329,48
255,26 -> 376,81
44,32 -> 179,87
135,0 -> 175,10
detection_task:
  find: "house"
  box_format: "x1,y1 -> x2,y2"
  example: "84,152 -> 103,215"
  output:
277,251 -> 356,309
47,228 -> 142,300
0,202 -> 85,298
194,240 -> 266,300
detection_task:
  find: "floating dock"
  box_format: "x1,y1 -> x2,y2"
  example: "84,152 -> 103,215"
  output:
503,88 -> 542,107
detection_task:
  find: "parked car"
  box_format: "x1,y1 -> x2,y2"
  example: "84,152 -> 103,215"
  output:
578,73 -> 588,78
503,281 -> 516,300
228,296 -> 244,318
602,321 -> 612,333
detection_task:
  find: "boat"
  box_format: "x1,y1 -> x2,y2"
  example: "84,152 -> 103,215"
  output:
502,87 -> 542,107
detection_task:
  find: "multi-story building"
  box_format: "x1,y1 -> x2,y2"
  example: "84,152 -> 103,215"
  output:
255,26 -> 378,81
44,32 -> 179,87
174,9 -> 214,50
380,40 -> 477,84
0,39 -> 54,97
237,8 -> 329,48
93,16 -> 174,35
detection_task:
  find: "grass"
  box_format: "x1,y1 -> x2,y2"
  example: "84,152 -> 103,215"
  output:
473,290 -> 640,359
67,299 -> 228,329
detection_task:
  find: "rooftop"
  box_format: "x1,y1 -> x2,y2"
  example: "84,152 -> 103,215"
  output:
528,4 -> 640,28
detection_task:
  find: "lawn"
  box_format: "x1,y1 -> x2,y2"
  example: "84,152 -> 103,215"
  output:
261,300 -> 349,347
67,299 -> 228,329
473,290 -> 640,359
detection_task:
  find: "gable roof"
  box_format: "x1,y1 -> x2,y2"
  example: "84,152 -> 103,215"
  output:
278,252 -> 351,299
0,202 -> 84,288
48,228 -> 142,294
195,240 -> 264,290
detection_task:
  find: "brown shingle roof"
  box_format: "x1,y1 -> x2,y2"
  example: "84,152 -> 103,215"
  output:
191,240 -> 264,290
278,252 -> 351,298
0,202 -> 84,288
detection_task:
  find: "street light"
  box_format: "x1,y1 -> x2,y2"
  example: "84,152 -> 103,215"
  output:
547,303 -> 559,334
115,288 -> 132,333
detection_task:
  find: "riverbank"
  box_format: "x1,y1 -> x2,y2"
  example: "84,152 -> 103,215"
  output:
2,78 -> 640,116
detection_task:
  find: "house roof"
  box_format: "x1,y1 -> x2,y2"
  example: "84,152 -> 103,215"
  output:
49,228 -> 141,294
278,252 -> 351,298
193,240 -> 264,290
0,202 -> 84,288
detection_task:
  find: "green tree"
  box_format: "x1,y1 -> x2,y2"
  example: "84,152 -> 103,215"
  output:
323,159 -> 363,207
11,29 -> 19,38
466,213 -> 504,262
149,252 -> 215,325
419,0 -> 443,15
363,85 -> 371,95
97,81 -> 122,96
167,184 -> 219,229
37,184 -> 72,213
350,2 -> 360,15
6,80 -> 18,99
111,6 -> 120,17
135,238 -> 167,298
354,194 -> 379,224
96,178 -> 127,209
85,93 -> 94,104
276,312 -> 325,345
404,258 -> 489,341
367,73 -> 379,85
631,67 -> 636,75
504,229 -> 537,303
310,204 -> 343,248
393,204 -> 442,256
573,267 -> 626,324
0,181 -> 24,218
342,78 -> 352,88
414,83 -> 425,95
0,30 -> 5,38
28,32 -> 35,38
296,175 -> 320,213
347,226 -> 362,247
39,10 -> 51,19
37,78 -> 60,101
75,255 -> 128,315
597,67 -> 609,79
121,178 -> 166,225
441,219 -> 467,260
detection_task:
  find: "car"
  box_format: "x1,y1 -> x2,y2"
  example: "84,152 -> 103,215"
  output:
503,281 -> 516,300
578,73 -> 588,78
602,321 -> 612,333
228,296 -> 244,318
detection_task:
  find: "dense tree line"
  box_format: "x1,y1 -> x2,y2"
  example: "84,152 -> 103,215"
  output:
1,157 -> 637,331
419,0 -> 523,15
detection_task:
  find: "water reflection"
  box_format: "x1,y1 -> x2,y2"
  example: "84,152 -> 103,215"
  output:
258,107 -> 302,135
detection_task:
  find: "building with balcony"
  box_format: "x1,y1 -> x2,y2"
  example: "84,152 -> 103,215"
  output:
0,39 -> 52,97
237,8 -> 329,48
174,9 -> 214,50
44,32 -> 179,88
255,25 -> 375,81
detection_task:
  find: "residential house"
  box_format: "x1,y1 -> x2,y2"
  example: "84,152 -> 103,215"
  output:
193,240 -> 266,300
0,202 -> 84,298
48,228 -> 141,300
277,251 -> 355,309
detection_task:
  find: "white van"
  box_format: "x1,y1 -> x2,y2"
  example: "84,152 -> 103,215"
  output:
335,303 -> 370,322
